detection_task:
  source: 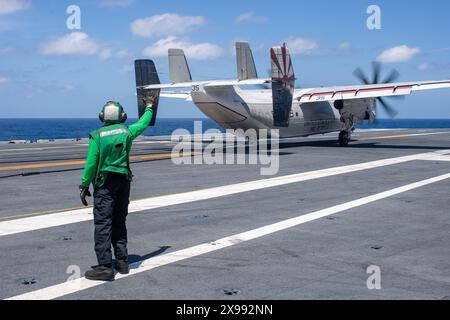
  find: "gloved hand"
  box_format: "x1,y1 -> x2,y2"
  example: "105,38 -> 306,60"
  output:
79,185 -> 91,206
143,95 -> 157,109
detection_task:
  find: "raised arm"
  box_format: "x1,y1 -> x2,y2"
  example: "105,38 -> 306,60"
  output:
128,102 -> 154,140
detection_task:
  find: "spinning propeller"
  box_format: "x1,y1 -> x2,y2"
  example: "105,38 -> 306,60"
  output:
353,62 -> 402,118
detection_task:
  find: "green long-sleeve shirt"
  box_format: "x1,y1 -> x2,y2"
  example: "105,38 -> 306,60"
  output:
80,108 -> 153,188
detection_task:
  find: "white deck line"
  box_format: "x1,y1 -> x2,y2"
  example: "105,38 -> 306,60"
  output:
0,150 -> 448,237
7,171 -> 450,300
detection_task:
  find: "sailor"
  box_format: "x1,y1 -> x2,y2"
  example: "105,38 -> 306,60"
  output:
79,97 -> 155,281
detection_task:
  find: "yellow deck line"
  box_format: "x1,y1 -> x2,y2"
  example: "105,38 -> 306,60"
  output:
355,132 -> 447,142
2,132 -> 448,170
0,152 -> 195,171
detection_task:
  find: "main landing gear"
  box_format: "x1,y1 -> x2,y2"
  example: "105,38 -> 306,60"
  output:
338,130 -> 352,147
338,114 -> 355,147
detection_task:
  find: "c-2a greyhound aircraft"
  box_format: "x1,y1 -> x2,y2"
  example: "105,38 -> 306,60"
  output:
134,42 -> 450,146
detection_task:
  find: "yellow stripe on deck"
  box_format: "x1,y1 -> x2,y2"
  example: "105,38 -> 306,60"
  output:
355,131 -> 449,142
0,152 -> 196,171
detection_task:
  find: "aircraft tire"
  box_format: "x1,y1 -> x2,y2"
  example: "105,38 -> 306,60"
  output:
338,130 -> 351,147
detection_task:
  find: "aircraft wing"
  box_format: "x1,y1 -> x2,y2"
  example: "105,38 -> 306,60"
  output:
295,80 -> 450,103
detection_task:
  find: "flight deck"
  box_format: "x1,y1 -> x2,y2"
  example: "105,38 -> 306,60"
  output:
1,128 -> 450,300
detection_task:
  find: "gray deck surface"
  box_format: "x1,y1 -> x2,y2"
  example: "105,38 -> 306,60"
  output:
1,128 -> 450,300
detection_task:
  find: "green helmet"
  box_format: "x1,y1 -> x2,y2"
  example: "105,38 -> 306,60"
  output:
99,101 -> 127,124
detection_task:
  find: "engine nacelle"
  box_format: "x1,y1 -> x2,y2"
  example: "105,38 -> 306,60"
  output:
334,99 -> 375,124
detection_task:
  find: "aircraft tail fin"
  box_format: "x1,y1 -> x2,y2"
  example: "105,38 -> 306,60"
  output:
135,59 -> 160,125
168,49 -> 192,84
236,42 -> 258,81
270,44 -> 295,127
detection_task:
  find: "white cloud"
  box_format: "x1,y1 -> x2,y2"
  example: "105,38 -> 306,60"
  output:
235,12 -> 267,24
131,13 -> 205,38
418,63 -> 429,71
0,0 -> 30,15
376,45 -> 421,64
286,37 -> 318,55
99,0 -> 133,7
143,36 -> 222,60
0,76 -> 9,84
40,32 -> 100,56
40,32 -> 115,61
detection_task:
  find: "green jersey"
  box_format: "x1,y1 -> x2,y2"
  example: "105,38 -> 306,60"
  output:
81,108 -> 153,189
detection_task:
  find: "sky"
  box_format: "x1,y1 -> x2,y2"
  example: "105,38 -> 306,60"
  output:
0,0 -> 450,119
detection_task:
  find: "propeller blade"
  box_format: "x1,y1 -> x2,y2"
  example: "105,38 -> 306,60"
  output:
372,62 -> 382,84
353,68 -> 370,85
378,97 -> 398,118
370,102 -> 379,124
352,63 -> 401,123
382,69 -> 400,83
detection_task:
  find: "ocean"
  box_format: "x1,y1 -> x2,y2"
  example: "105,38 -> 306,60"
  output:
1,118 -> 450,142
0,118 -> 221,142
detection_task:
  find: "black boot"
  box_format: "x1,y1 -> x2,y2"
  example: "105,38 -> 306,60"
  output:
85,266 -> 114,281
115,260 -> 129,274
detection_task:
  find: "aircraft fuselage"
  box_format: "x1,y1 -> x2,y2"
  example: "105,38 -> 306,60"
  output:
191,85 -> 344,138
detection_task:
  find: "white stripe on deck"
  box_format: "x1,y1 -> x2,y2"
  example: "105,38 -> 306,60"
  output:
7,171 -> 450,300
421,155 -> 450,162
0,150 -> 448,237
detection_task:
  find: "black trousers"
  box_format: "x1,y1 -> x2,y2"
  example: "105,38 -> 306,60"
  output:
93,173 -> 131,267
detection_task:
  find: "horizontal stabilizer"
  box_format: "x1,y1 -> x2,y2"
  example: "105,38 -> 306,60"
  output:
140,78 -> 271,90
160,91 -> 192,101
